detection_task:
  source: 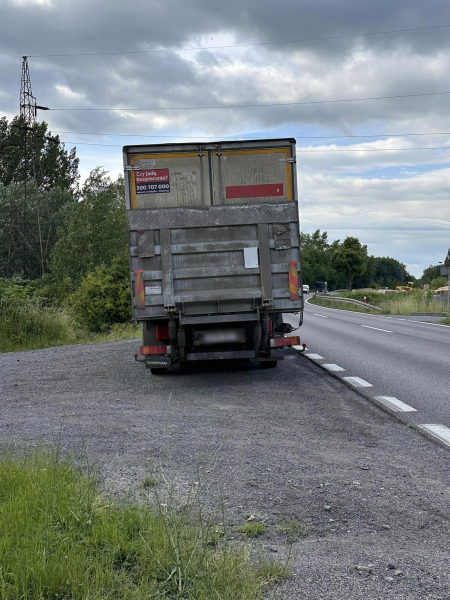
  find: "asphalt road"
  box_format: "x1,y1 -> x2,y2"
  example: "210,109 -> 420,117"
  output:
285,298 -> 450,435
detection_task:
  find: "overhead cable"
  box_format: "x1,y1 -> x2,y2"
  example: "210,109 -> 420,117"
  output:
52,130 -> 450,140
48,90 -> 450,112
27,23 -> 450,58
59,140 -> 450,152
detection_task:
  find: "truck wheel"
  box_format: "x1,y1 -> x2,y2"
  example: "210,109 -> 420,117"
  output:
259,361 -> 278,369
150,367 -> 168,375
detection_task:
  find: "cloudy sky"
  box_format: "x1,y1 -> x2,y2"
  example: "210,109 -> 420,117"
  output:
1,0 -> 450,276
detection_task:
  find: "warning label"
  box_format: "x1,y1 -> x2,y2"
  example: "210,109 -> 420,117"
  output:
135,169 -> 170,194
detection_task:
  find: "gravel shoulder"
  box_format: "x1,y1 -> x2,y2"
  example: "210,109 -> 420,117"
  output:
1,340 -> 449,599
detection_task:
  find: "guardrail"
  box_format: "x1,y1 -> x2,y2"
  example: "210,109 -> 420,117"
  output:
313,296 -> 382,311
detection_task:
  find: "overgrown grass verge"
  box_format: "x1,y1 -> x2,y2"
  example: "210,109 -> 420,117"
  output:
307,296 -> 372,313
308,292 -> 448,316
0,450 -> 283,600
0,301 -> 140,353
378,293 -> 448,315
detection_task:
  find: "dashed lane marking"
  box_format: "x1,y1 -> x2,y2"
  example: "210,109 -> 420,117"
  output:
342,376 -> 373,388
313,313 -> 328,318
374,396 -> 417,412
361,325 -> 392,333
417,425 -> 450,449
322,364 -> 345,372
304,353 -> 324,360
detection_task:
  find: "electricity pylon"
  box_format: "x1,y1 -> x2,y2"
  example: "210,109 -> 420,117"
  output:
20,56 -> 37,127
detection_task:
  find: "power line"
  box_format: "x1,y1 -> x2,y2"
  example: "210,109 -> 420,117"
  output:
52,130 -> 450,140
48,90 -> 450,112
58,139 -> 450,152
27,23 -> 450,58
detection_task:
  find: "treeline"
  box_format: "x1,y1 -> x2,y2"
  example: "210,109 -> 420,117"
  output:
301,230 -> 449,291
0,116 -> 131,344
1,115 -> 448,346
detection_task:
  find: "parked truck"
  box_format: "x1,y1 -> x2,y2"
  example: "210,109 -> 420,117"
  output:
123,138 -> 304,374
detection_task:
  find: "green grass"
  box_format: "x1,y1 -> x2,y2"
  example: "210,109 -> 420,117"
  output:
236,522 -> 266,538
0,301 -> 140,353
307,296 -> 373,313
378,292 -> 448,315
276,520 -> 306,541
309,292 -> 449,317
142,477 -> 158,489
0,450 -> 281,600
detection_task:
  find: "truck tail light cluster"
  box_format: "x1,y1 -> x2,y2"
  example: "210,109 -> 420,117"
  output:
269,336 -> 300,348
140,345 -> 169,355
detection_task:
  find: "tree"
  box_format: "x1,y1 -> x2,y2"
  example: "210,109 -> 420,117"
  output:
300,229 -> 343,289
0,181 -> 74,279
0,116 -> 79,278
0,116 -> 78,190
331,237 -> 368,290
444,248 -> 450,267
419,264 -> 442,286
49,169 -> 127,284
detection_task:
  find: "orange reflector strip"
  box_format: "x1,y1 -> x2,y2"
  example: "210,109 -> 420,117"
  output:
140,345 -> 169,355
270,336 -> 300,348
134,270 -> 144,308
288,262 -> 299,300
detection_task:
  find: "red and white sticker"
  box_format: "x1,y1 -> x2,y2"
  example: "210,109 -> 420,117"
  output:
135,169 -> 170,194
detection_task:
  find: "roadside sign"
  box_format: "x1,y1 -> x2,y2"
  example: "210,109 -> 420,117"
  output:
440,267 -> 449,276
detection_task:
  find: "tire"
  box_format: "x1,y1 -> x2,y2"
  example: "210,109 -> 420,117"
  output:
150,367 -> 168,375
259,360 -> 278,369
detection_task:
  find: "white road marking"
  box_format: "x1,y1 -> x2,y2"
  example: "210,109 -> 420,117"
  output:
313,313 -> 328,318
305,353 -> 324,360
374,396 -> 417,412
417,425 -> 450,448
322,364 -> 345,372
361,325 -> 392,333
342,377 -> 373,388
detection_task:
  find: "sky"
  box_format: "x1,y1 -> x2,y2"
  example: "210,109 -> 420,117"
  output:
1,0 -> 450,277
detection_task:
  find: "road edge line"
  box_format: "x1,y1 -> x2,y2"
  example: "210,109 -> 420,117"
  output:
298,352 -> 450,454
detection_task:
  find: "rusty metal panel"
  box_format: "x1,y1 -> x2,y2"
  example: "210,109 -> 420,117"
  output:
137,230 -> 155,258
257,223 -> 273,301
212,149 -> 292,205
160,228 -> 174,307
128,203 -> 298,230
129,153 -> 210,209
273,223 -> 291,249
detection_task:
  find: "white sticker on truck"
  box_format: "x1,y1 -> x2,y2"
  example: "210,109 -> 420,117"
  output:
145,286 -> 162,295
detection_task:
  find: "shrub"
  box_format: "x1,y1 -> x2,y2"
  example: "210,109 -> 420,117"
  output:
68,254 -> 131,333
338,290 -> 385,305
0,300 -> 77,352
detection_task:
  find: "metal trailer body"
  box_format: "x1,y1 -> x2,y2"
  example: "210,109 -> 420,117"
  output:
123,138 -> 304,372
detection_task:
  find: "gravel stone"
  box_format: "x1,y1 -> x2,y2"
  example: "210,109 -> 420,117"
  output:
1,339 -> 449,600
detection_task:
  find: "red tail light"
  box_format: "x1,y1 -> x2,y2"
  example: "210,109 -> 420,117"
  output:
140,345 -> 169,355
270,336 -> 300,348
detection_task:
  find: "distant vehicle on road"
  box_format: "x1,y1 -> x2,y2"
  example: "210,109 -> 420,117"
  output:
315,281 -> 328,294
303,284 -> 310,294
